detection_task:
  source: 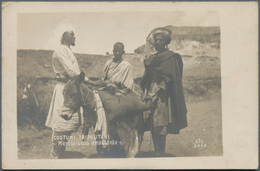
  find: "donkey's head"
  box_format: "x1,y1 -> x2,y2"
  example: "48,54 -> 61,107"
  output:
61,72 -> 86,120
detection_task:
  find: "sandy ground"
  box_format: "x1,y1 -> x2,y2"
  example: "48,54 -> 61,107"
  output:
18,93 -> 222,159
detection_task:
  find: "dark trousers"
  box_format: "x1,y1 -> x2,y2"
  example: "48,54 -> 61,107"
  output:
151,129 -> 166,155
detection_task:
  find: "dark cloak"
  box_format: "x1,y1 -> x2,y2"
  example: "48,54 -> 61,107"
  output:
140,50 -> 188,134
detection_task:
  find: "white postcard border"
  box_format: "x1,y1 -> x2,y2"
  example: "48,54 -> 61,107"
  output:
2,2 -> 258,169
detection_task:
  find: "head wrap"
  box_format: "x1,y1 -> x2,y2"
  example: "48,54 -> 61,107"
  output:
60,31 -> 74,44
145,27 -> 172,58
147,27 -> 172,45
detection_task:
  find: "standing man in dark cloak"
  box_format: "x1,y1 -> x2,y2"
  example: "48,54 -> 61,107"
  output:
141,27 -> 188,157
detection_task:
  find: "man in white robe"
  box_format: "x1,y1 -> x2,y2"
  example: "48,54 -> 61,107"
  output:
45,31 -> 92,159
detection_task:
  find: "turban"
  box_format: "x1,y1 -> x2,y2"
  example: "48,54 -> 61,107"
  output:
60,31 -> 74,43
146,27 -> 172,45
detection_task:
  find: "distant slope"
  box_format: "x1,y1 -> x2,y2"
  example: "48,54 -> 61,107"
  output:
17,50 -> 55,78
17,50 -> 144,79
17,26 -> 220,80
134,26 -> 220,56
164,26 -> 220,36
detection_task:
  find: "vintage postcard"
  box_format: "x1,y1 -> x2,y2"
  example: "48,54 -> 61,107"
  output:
2,1 -> 258,169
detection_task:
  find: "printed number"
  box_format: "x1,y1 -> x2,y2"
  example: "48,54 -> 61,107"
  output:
194,139 -> 207,148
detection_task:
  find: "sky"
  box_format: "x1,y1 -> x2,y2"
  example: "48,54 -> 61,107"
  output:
17,11 -> 219,54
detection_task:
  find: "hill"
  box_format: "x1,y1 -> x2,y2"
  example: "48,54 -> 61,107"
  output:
17,26 -> 220,80
134,26 -> 220,57
17,50 -> 145,79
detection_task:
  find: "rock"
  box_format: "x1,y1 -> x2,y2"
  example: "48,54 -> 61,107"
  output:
43,62 -> 50,68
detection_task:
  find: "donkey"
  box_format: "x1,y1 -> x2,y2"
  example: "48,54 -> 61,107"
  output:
61,72 -> 151,158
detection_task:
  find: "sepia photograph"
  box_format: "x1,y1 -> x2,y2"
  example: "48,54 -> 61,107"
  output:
2,2 -> 258,169
16,11 -> 222,159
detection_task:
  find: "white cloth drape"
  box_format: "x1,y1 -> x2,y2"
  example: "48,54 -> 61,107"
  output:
45,82 -> 82,132
93,90 -> 108,148
104,59 -> 134,90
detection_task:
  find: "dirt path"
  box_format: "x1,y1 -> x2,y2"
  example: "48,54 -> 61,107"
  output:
18,97 -> 222,159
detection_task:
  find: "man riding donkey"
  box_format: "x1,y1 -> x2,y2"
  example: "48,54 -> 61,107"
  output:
91,42 -> 143,157
141,27 -> 188,157
45,30 -> 97,159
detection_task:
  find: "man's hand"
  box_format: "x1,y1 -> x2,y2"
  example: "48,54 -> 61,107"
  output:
142,91 -> 158,102
144,54 -> 156,66
57,74 -> 69,83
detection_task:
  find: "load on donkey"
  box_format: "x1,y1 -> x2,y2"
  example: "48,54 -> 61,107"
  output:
61,72 -> 151,158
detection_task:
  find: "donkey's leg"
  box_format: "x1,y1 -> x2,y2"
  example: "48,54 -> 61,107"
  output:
95,131 -> 103,155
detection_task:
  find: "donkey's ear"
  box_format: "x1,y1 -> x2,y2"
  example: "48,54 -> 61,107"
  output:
79,71 -> 85,83
76,71 -> 85,85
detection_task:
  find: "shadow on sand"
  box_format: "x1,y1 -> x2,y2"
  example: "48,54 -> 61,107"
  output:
88,152 -> 127,158
87,151 -> 175,158
136,151 -> 176,158
59,151 -> 87,159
